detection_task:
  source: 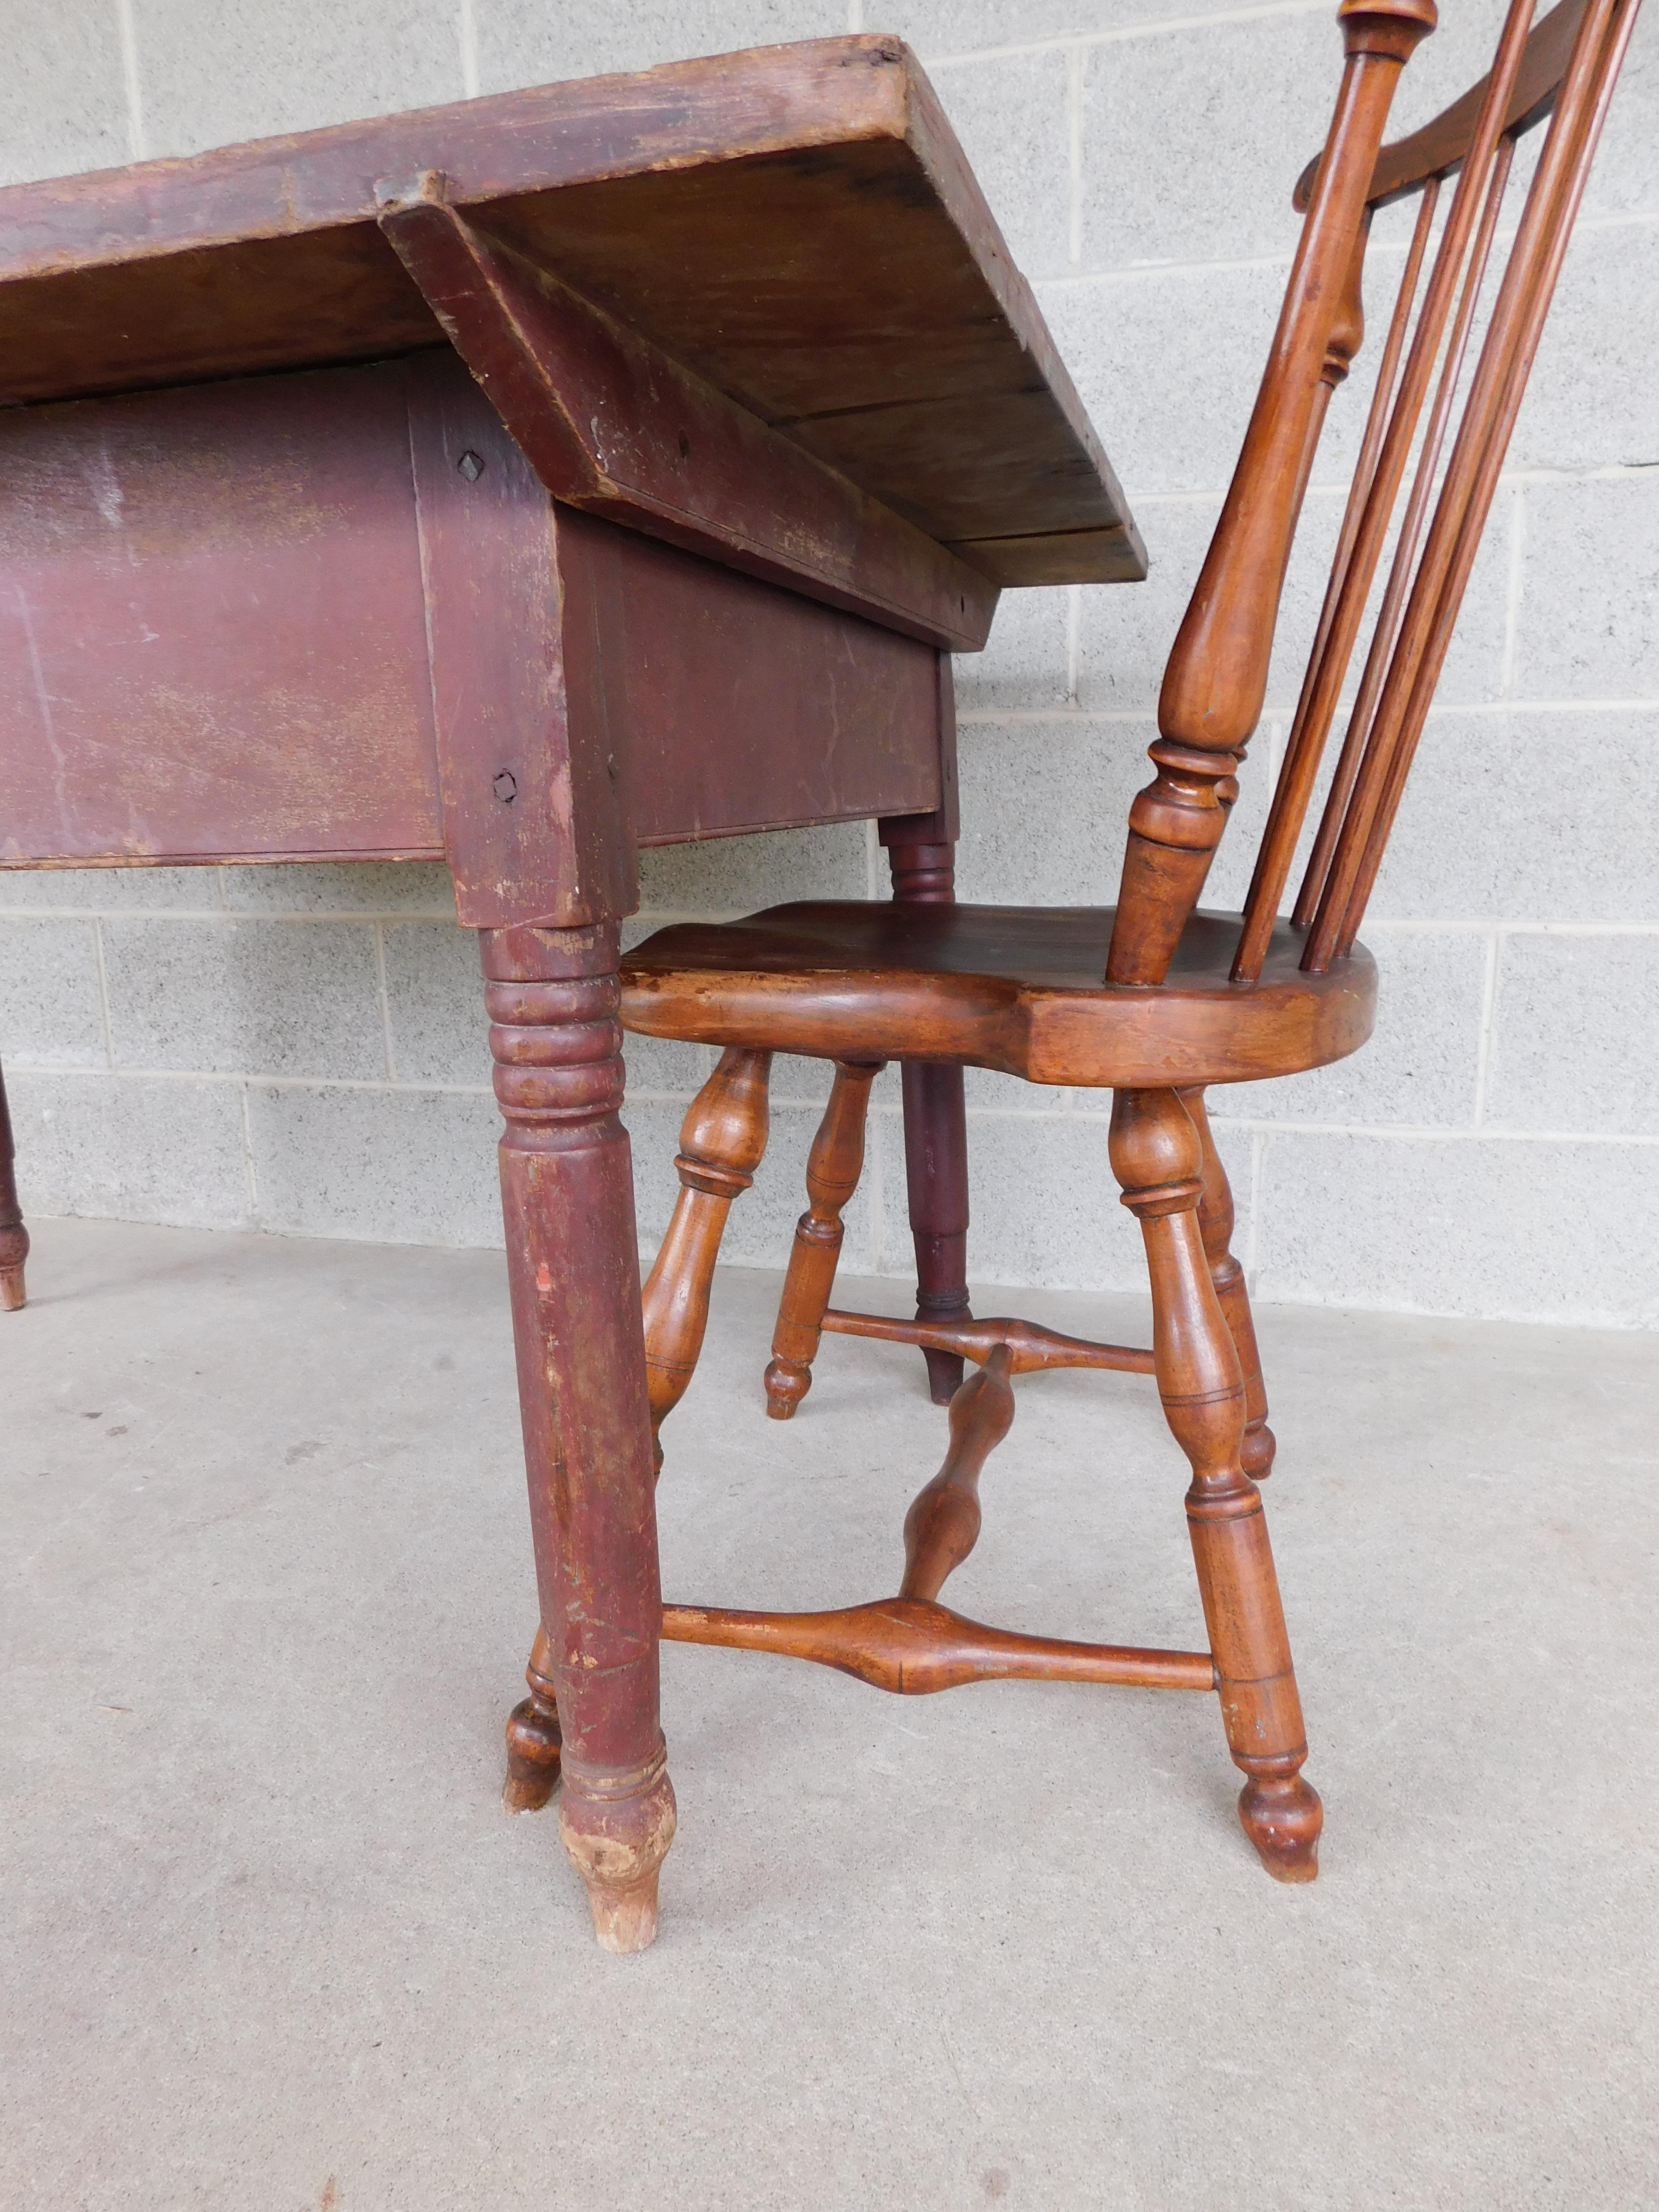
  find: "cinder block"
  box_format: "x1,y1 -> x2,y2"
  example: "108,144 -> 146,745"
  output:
0,867 -> 221,911
881,0 -> 1279,53
955,585 -> 1072,714
963,1066 -> 1064,1113
7,1070 -> 251,1227
622,1034 -> 716,1098
129,0 -> 462,159
1039,260 -> 1287,497
0,917 -> 107,1068
1074,480 -> 1509,722
1364,709 -> 1659,924
222,864 -> 457,915
1578,7 -> 1659,220
1224,928 -> 1487,1130
955,712 -> 1270,914
879,1103 -> 1143,1291
1511,475 -> 1659,701
631,1091 -> 877,1273
1255,1130 -> 1659,1327
1082,11 -> 1333,274
0,0 -> 129,187
637,822 -> 869,913
1486,932 -> 1659,1136
474,0 -> 844,93
926,48 -> 1071,279
246,1082 -> 502,1245
102,917 -> 386,1080
1515,225 -> 1659,477
381,920 -> 487,1088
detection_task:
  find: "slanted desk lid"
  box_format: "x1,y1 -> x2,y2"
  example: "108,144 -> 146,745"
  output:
0,36 -> 1143,589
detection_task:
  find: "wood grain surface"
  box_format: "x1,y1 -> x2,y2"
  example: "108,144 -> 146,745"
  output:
0,36 -> 1142,587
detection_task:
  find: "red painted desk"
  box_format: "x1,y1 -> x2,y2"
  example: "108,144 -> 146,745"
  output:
0,36 -> 1142,1949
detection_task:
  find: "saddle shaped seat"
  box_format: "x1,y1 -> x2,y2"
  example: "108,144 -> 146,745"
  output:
620,902 -> 1377,1089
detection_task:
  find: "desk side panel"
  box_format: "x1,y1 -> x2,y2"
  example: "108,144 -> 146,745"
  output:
557,509 -> 945,851
0,362 -> 443,867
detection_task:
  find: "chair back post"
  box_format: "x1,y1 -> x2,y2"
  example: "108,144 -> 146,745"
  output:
1104,0 -> 1435,988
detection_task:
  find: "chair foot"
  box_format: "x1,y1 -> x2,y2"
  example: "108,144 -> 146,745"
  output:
1238,1771 -> 1322,1883
1240,1420 -> 1277,1482
503,1696 -> 563,1813
502,1630 -> 562,1812
0,1259 -> 24,1313
763,1354 -> 810,1419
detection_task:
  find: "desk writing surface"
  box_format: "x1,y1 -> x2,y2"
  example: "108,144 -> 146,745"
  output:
0,36 -> 1144,917
0,36 -> 1142,588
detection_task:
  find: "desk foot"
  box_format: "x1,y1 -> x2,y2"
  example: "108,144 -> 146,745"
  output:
0,1057 -> 26,1312
560,1755 -> 677,1954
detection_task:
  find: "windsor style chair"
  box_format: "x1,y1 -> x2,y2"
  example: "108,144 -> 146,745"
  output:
502,0 -> 1642,1886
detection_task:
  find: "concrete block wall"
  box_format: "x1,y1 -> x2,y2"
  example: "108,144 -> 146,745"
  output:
2,0 -> 1656,1328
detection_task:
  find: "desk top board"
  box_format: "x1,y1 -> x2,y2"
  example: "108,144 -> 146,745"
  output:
0,36 -> 1143,591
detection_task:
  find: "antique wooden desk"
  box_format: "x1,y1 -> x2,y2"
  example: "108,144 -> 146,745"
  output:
0,36 -> 1142,1949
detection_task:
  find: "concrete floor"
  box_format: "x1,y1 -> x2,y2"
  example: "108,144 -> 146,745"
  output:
2,1219 -> 1655,2210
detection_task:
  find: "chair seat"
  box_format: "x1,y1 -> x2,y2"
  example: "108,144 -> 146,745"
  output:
621,902 -> 1376,1088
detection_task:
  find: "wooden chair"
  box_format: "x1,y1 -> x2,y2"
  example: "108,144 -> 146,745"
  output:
498,0 -> 1639,1881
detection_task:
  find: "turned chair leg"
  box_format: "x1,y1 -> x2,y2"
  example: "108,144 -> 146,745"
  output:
0,1055 -> 28,1313
764,1058 -> 884,1419
1111,1088 -> 1320,1884
503,1624 -> 564,1812
505,1045 -> 772,1817
642,1046 -> 774,1465
1180,1086 -> 1274,1480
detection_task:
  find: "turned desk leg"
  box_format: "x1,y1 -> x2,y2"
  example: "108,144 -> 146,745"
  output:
764,1059 -> 883,1419
484,923 -> 674,1953
510,1046 -> 772,1817
0,1056 -> 27,1313
901,1063 -> 971,1407
1180,1087 -> 1274,1480
889,835 -> 971,1407
1110,1088 -> 1320,1884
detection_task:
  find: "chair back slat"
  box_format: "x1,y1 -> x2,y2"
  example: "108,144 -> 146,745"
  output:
1235,177 -> 1439,980
1227,0 -> 1536,982
1306,0 -> 1640,968
1292,136 -> 1515,945
1103,0 -> 1641,992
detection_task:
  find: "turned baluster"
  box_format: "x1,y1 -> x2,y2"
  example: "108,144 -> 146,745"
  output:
1106,0 -> 1435,987
899,1346 -> 1015,1602
1178,1087 -> 1274,1480
485,922 -> 675,1952
641,1046 -> 772,1466
0,1056 -> 26,1312
764,1058 -> 885,1419
1109,1087 -> 1320,1881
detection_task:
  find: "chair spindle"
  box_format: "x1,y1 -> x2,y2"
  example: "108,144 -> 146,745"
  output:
1306,0 -> 1639,968
1104,0 -> 1437,990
